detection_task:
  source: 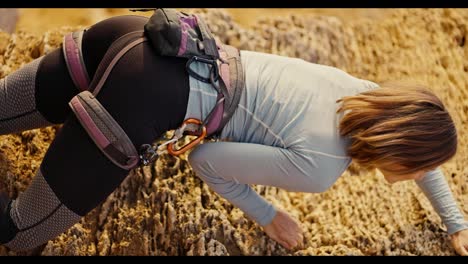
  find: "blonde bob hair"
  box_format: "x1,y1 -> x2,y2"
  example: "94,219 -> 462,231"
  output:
336,82 -> 457,175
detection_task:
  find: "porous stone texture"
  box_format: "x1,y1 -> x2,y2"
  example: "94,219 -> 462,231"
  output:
0,9 -> 467,256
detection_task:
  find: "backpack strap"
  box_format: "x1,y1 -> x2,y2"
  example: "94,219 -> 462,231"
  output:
63,30 -> 90,91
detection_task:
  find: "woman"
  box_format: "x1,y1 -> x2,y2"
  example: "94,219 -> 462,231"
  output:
0,15 -> 467,255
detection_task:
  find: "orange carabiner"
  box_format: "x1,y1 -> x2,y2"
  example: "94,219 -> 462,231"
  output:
167,118 -> 207,156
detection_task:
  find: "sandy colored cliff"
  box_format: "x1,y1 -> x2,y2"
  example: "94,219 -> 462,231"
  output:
0,8 -> 467,255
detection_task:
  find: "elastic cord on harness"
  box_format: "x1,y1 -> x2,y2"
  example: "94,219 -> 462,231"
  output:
185,56 -> 220,85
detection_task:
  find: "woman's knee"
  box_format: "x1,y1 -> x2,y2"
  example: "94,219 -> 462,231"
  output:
188,144 -> 209,171
188,145 -> 221,182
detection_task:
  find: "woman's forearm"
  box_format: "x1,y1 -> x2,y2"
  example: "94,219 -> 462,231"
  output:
416,167 -> 468,235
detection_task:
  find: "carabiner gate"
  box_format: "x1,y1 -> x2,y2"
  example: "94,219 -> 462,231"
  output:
167,118 -> 207,156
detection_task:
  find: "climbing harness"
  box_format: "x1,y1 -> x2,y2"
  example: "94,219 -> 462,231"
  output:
63,9 -> 244,169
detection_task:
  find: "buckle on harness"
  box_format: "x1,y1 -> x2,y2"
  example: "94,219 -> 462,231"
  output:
139,144 -> 159,166
167,118 -> 207,156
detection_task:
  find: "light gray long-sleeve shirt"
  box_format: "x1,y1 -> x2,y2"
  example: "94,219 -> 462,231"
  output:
185,50 -> 468,235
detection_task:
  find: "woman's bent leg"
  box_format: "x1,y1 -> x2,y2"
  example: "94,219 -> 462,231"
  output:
0,35 -> 189,251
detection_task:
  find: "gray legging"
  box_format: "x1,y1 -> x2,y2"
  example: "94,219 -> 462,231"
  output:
0,15 -> 189,251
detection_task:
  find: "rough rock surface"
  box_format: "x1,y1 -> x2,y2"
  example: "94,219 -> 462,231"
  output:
0,9 -> 467,256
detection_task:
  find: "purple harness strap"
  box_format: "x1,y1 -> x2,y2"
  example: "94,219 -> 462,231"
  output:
203,43 -> 244,137
64,30 -> 146,170
69,97 -> 110,149
69,92 -> 139,170
63,31 -> 90,92
204,94 -> 224,136
205,46 -> 231,135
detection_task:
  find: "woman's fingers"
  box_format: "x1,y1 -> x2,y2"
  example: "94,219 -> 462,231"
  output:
280,239 -> 293,249
266,228 -> 291,249
263,209 -> 305,250
269,228 -> 295,249
279,216 -> 303,249
278,229 -> 302,250
296,232 -> 304,249
451,231 -> 468,256
458,243 -> 468,256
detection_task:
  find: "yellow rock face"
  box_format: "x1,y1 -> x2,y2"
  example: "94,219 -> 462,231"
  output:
0,9 -> 467,255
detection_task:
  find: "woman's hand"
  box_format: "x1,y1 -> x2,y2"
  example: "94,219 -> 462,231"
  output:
262,209 -> 303,250
451,229 -> 468,256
